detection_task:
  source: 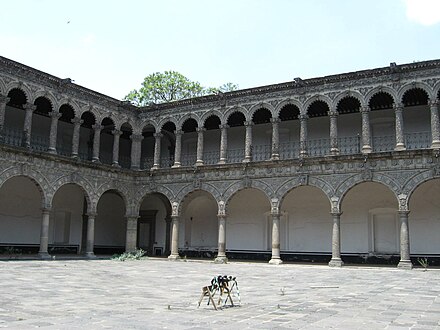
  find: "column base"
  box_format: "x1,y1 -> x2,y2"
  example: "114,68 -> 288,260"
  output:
361,145 -> 372,154
130,166 -> 140,171
271,154 -> 280,161
328,258 -> 344,267
71,154 -> 78,160
85,252 -> 96,259
394,144 -> 406,151
112,162 -> 120,168
431,140 -> 440,149
269,258 -> 283,265
38,252 -> 51,260
171,163 -> 181,168
214,256 -> 228,264
91,158 -> 100,163
330,148 -> 340,156
151,165 -> 159,170
168,254 -> 180,260
195,160 -> 204,166
217,159 -> 226,165
242,157 -> 251,163
397,259 -> 413,269
47,148 -> 57,154
299,151 -> 308,157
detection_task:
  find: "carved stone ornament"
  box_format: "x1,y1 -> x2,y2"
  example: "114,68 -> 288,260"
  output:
193,178 -> 201,189
362,168 -> 373,181
433,165 -> 440,177
70,171 -> 80,183
270,198 -> 279,214
398,193 -> 408,211
218,200 -> 226,216
299,174 -> 309,185
171,201 -> 179,217
242,176 -> 252,188
330,196 -> 340,213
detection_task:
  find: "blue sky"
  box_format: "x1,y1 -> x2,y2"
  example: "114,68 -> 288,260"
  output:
1,0 -> 439,100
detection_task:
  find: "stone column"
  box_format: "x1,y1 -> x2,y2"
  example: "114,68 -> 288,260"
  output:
38,208 -> 51,259
299,114 -> 308,156
0,95 -> 10,141
269,212 -> 283,264
360,106 -> 372,153
168,215 -> 180,260
91,124 -> 103,162
214,215 -> 228,263
164,216 -> 172,255
111,129 -> 122,166
328,212 -> 343,267
218,124 -> 229,164
71,117 -> 83,158
394,103 -> 406,151
429,99 -> 440,149
243,121 -> 253,162
397,211 -> 413,269
172,130 -> 182,167
271,118 -> 280,160
23,103 -> 36,148
329,110 -> 339,155
125,216 -> 138,252
85,213 -> 96,258
195,127 -> 205,166
48,111 -> 62,154
130,134 -> 143,170
152,132 -> 162,169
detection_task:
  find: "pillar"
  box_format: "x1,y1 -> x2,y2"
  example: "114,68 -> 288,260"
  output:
360,106 -> 372,153
111,129 -> 122,166
130,133 -> 143,170
85,213 -> 96,258
48,111 -> 62,154
394,103 -> 406,151
328,212 -> 343,267
271,118 -> 280,160
0,95 -> 10,141
172,130 -> 182,167
164,216 -> 172,255
125,216 -> 138,252
397,211 -> 413,269
329,110 -> 339,155
243,120 -> 253,162
429,99 -> 440,149
38,208 -> 51,259
23,103 -> 36,148
269,212 -> 283,264
218,124 -> 229,164
214,215 -> 228,263
91,124 -> 102,162
168,215 -> 180,260
195,127 -> 205,166
71,117 -> 83,158
152,132 -> 162,169
299,114 -> 308,156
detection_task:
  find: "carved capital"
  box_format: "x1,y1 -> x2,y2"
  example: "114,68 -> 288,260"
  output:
92,124 -> 103,131
153,132 -> 163,138
171,201 -> 179,217
217,200 -> 226,216
24,103 -> 37,112
398,193 -> 409,212
130,134 -> 143,142
244,120 -> 253,127
270,117 -> 281,124
219,124 -> 229,130
330,196 -> 340,213
174,130 -> 183,136
196,127 -> 206,133
270,198 -> 280,215
112,129 -> 122,136
0,95 -> 10,105
71,117 -> 83,125
49,111 -> 62,119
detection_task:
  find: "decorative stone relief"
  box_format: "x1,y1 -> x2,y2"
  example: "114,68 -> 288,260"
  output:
398,193 -> 409,211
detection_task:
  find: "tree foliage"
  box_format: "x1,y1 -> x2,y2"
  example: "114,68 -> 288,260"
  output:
124,71 -> 238,106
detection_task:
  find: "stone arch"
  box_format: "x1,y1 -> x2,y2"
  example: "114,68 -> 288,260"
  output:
201,110 -> 223,126
333,90 -> 365,109
223,179 -> 273,211
49,174 -> 94,211
365,86 -> 398,106
249,102 -> 276,119
5,82 -> 31,103
398,82 -> 433,102
434,81 -> 440,100
134,184 -> 175,215
57,98 -> 80,117
403,169 -> 437,202
158,117 -> 178,131
32,91 -> 57,110
274,99 -> 303,118
95,183 -> 129,214
277,176 -> 334,207
0,78 -> 6,95
223,106 -> 247,124
303,94 -> 333,113
50,181 -> 93,213
177,113 -> 202,130
175,182 -> 221,205
140,120 -> 158,133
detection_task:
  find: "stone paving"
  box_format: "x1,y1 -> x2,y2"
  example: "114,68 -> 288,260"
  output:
0,258 -> 440,329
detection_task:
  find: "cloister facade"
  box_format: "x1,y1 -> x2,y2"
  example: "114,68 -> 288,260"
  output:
1,56 -> 440,268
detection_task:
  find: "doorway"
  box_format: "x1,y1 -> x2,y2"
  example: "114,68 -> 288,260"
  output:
137,210 -> 157,255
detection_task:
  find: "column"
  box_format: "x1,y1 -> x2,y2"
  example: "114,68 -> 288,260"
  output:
152,132 -> 162,169
172,130 -> 182,167
111,129 -> 122,166
38,208 -> 51,259
0,95 -> 10,141
23,103 -> 36,148
328,212 -> 343,267
168,216 -> 180,260
195,127 -> 205,166
429,99 -> 440,149
299,114 -> 308,156
269,212 -> 283,264
91,124 -> 103,162
397,211 -> 413,269
164,216 -> 172,255
125,216 -> 138,252
48,111 -> 62,154
329,110 -> 339,155
271,118 -> 280,160
71,117 -> 83,158
394,103 -> 406,151
214,215 -> 228,263
130,134 -> 143,170
218,124 -> 229,164
85,213 -> 96,258
360,106 -> 372,153
243,120 -> 253,162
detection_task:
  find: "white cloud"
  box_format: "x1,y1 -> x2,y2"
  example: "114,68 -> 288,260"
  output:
82,34 -> 96,45
405,0 -> 440,26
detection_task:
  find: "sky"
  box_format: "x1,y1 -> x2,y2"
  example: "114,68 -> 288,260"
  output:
0,0 -> 439,100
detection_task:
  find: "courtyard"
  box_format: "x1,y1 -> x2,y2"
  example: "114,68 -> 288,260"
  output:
0,259 -> 439,329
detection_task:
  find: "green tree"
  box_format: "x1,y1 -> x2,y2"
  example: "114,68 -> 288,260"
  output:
124,71 -> 238,106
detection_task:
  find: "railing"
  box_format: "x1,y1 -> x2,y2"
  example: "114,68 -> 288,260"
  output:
119,155 -> 131,169
78,148 -> 92,161
141,157 -> 154,169
372,135 -> 395,152
405,131 -> 431,150
181,153 -> 197,167
30,132 -> 49,152
338,135 -> 361,155
253,144 -> 271,161
227,148 -> 245,163
307,138 -> 331,157
2,127 -> 23,147
280,141 -> 300,160
203,150 -> 220,165
100,151 -> 113,165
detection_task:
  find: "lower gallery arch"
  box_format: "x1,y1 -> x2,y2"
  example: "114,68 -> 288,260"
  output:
226,188 -> 271,259
138,193 -> 171,256
0,176 -> 43,252
409,178 -> 440,256
180,190 -> 218,258
280,186 -> 331,260
51,184 -> 88,254
95,190 -> 126,254
341,182 -> 398,263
